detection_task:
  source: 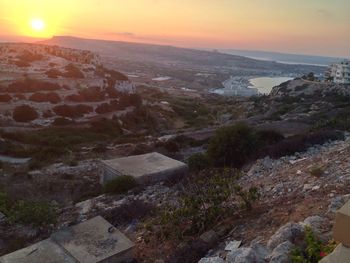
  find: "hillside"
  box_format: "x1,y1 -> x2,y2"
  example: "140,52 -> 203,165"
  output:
40,37 -> 325,89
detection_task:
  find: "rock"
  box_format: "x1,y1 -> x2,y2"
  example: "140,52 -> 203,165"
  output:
303,184 -> 313,191
198,257 -> 225,263
226,244 -> 268,263
328,194 -> 350,213
200,230 -> 219,244
225,240 -> 242,251
0,212 -> 5,222
268,241 -> 294,263
311,185 -> 321,191
301,216 -> 325,233
267,223 -> 304,250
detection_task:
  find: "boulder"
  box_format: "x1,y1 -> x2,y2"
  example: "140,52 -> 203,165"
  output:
226,243 -> 268,263
328,194 -> 350,214
198,257 -> 225,263
267,223 -> 304,250
225,240 -> 242,252
268,241 -> 294,263
301,216 -> 325,234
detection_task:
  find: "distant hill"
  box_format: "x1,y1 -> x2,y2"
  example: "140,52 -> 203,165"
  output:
39,36 -> 325,75
220,49 -> 344,66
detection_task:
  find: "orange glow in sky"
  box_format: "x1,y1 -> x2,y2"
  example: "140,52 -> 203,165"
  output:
0,0 -> 349,57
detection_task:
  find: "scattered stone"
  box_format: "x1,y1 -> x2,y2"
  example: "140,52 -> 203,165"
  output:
200,230 -> 219,244
303,184 -> 313,191
225,240 -> 242,252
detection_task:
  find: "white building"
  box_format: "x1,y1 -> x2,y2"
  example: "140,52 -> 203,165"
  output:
327,60 -> 350,84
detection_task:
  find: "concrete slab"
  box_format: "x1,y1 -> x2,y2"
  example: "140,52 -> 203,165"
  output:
100,152 -> 188,184
51,216 -> 134,263
0,239 -> 76,263
333,201 -> 350,247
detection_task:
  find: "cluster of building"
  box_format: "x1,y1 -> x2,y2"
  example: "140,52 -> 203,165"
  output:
326,60 -> 350,84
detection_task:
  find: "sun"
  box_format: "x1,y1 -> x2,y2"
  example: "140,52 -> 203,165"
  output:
30,18 -> 45,32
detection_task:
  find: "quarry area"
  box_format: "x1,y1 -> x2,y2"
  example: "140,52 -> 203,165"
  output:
0,41 -> 350,263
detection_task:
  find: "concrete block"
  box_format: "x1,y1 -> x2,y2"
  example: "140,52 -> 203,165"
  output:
333,201 -> 350,247
100,152 -> 188,185
51,216 -> 134,263
0,239 -> 77,263
319,244 -> 350,263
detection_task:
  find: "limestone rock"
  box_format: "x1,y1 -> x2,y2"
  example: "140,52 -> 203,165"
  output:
268,241 -> 294,263
227,243 -> 268,263
225,240 -> 242,252
198,257 -> 225,263
267,223 -> 304,250
301,216 -> 325,233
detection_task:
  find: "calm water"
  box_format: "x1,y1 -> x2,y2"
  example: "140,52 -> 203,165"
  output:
249,77 -> 293,95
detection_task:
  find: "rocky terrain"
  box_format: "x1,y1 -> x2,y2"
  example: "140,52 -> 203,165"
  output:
1,42 -> 350,263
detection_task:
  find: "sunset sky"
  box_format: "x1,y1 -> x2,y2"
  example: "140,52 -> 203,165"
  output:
0,0 -> 349,57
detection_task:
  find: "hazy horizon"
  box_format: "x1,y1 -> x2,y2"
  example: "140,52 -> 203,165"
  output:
0,0 -> 349,58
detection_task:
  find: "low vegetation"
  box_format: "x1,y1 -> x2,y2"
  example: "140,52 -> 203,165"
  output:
103,176 -> 138,195
207,123 -> 284,168
310,165 -> 324,177
291,227 -> 337,263
0,191 -> 57,226
156,169 -> 259,239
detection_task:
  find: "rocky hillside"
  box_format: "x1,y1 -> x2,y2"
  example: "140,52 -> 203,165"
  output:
0,43 -> 140,127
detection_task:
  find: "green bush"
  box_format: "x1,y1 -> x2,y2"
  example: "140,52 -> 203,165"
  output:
103,176 -> 138,194
159,169 -> 260,238
310,166 -> 324,177
187,153 -> 209,172
207,123 -> 283,168
0,191 -> 56,226
291,227 -> 337,263
8,200 -> 57,226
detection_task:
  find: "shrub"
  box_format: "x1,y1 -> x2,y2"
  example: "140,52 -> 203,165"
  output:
63,63 -> 84,79
310,166 -> 324,177
52,117 -> 75,126
0,94 -> 12,102
207,123 -> 283,168
46,69 -> 63,78
188,153 -> 210,172
7,78 -> 61,93
291,227 -> 337,263
53,104 -> 93,118
29,92 -> 61,104
8,200 -> 57,226
0,191 -> 56,226
78,86 -> 105,102
158,169 -> 259,238
13,105 -> 38,122
103,176 -> 138,195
